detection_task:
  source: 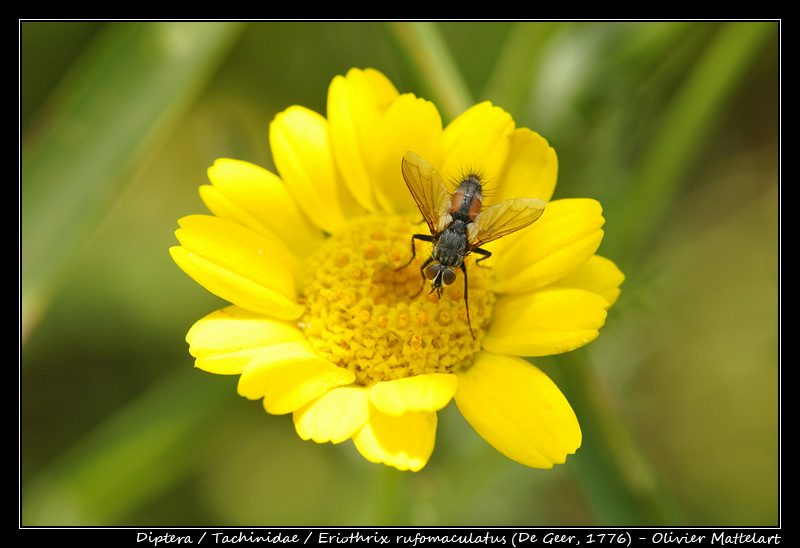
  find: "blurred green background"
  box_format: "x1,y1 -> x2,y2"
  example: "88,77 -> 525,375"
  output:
20,21 -> 779,526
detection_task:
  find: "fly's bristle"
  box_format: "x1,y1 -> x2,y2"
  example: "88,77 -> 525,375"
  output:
449,166 -> 494,198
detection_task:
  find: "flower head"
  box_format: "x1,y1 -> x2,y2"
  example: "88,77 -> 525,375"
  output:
170,68 -> 624,471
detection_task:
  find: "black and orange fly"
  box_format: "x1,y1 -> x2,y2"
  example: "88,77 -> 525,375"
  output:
397,151 -> 546,338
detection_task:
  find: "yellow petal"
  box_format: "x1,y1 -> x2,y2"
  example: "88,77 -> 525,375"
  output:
371,93 -> 443,214
327,68 -> 399,211
202,158 -> 324,258
352,409 -> 437,472
491,198 -> 605,294
270,105 -> 363,234
369,373 -> 458,416
491,127 -> 558,206
551,254 -> 625,307
186,305 -> 306,374
455,352 -> 581,468
171,215 -> 303,319
293,385 -> 370,444
441,101 -> 515,183
237,342 -> 355,415
199,184 -> 265,235
483,287 -> 608,356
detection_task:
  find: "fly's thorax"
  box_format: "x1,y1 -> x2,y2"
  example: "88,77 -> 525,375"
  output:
433,219 -> 470,268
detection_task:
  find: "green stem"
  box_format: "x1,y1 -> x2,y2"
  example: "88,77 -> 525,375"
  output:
481,21 -> 564,112
381,21 -> 473,122
553,352 -> 687,525
606,21 -> 777,263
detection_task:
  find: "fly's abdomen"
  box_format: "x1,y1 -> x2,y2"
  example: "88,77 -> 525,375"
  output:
450,176 -> 484,223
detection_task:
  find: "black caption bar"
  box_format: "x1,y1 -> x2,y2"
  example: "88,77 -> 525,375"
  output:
17,527 -> 783,547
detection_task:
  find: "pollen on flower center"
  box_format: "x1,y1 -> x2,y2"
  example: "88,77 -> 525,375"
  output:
300,214 -> 494,385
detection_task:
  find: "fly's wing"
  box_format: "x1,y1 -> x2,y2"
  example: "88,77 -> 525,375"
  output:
401,151 -> 452,234
468,197 -> 546,247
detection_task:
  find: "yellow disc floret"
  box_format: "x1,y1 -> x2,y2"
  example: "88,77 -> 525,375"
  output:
300,214 -> 493,385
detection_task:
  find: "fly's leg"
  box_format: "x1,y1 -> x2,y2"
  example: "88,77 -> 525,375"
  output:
473,246 -> 492,268
461,248 -> 493,338
396,233 -> 434,270
459,262 -> 476,339
417,257 -> 434,298
396,233 -> 434,297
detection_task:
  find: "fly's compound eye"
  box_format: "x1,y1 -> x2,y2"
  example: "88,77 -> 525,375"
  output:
424,263 -> 440,281
425,263 -> 456,286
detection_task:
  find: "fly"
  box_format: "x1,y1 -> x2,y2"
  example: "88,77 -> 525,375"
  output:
396,151 -> 546,338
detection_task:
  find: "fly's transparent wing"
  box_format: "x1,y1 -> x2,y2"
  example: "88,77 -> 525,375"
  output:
401,151 -> 452,234
468,197 -> 546,247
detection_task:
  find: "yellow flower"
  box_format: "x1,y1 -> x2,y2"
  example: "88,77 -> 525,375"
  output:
170,68 -> 624,472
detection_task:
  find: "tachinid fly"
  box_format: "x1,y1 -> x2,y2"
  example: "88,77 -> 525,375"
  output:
397,151 -> 546,338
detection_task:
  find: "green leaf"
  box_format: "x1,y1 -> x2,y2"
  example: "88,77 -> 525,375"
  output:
21,22 -> 245,341
21,370 -> 232,525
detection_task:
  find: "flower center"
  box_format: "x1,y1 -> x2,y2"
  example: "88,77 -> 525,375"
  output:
300,214 -> 494,385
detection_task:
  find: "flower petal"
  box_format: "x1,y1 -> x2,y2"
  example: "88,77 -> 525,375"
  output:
237,342 -> 355,415
352,409 -> 437,472
327,68 -> 399,212
483,287 -> 608,356
491,198 -> 605,294
492,127 -> 558,206
270,105 -> 363,234
186,305 -> 306,374
551,254 -> 625,307
293,385 -> 370,444
441,102 -> 515,183
369,373 -> 458,416
455,352 -> 581,468
371,93 -> 443,214
201,158 -> 323,258
170,215 -> 304,319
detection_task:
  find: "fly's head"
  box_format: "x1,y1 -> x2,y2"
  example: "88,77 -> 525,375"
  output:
424,261 -> 457,298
